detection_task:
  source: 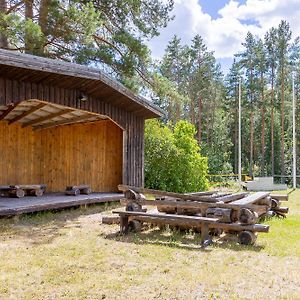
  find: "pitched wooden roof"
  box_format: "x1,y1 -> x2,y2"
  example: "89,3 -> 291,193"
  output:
0,49 -> 164,119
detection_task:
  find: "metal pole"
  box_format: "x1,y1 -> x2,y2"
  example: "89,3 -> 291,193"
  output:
238,79 -> 242,188
292,74 -> 297,189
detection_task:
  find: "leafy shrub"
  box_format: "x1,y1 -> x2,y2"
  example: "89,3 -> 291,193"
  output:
144,119 -> 208,192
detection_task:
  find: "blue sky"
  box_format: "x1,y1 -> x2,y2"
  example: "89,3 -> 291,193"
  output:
148,0 -> 300,74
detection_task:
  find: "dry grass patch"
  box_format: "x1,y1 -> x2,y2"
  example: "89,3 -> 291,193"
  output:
0,192 -> 300,299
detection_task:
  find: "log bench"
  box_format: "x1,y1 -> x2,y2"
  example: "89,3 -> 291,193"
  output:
0,184 -> 46,198
113,210 -> 269,246
65,185 -> 92,196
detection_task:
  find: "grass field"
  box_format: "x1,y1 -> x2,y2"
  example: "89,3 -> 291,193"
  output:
0,190 -> 299,300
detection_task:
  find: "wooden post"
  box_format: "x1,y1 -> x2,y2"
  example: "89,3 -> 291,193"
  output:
120,215 -> 129,234
200,223 -> 210,247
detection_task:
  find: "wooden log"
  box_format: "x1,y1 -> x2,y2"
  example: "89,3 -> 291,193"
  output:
28,188 -> 44,197
176,207 -> 200,215
271,194 -> 288,201
128,220 -> 142,232
230,192 -> 270,205
118,185 -> 219,203
256,196 -> 272,207
113,211 -> 269,233
206,208 -> 232,223
15,184 -> 46,190
66,185 -> 90,190
9,188 -> 25,198
216,193 -> 248,203
113,210 -> 219,223
239,208 -> 258,225
102,216 -> 120,224
65,188 -> 80,196
126,202 -> 144,212
81,187 -> 92,195
238,231 -> 257,245
124,189 -> 145,200
271,198 -> 279,209
120,198 -> 269,217
158,205 -> 177,214
272,206 -> 289,214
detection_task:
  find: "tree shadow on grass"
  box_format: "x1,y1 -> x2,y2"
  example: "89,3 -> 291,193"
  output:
102,225 -> 265,252
0,202 -> 122,246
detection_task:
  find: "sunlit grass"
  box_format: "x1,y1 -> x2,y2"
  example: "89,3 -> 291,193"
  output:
0,190 -> 299,299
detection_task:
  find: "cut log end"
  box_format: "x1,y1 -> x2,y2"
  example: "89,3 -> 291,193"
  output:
238,231 -> 257,245
128,220 -> 142,232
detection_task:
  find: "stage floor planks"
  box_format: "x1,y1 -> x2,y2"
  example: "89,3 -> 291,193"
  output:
0,193 -> 122,217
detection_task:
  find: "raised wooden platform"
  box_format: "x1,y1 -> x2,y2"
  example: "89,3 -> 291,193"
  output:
0,193 -> 122,217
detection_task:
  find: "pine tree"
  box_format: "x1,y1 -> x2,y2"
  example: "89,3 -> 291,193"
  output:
277,20 -> 292,180
265,27 -> 278,176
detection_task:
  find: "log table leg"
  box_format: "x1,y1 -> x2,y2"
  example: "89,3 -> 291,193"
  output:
120,215 -> 129,234
200,223 -> 212,248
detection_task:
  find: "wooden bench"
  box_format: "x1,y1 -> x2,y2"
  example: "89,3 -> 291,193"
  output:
113,210 -> 219,246
65,185 -> 92,196
0,184 -> 46,198
113,210 -> 269,246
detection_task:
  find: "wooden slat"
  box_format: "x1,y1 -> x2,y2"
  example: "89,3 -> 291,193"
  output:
8,103 -> 47,124
230,192 -> 270,205
34,114 -> 95,130
271,194 -> 288,201
216,193 -> 248,203
22,108 -> 74,127
0,103 -> 20,121
113,210 -> 219,222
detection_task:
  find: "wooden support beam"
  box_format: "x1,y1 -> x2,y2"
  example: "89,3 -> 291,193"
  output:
118,185 -> 219,203
120,198 -> 268,216
34,114 -> 96,130
22,108 -> 74,127
8,103 -> 47,124
0,103 -> 19,121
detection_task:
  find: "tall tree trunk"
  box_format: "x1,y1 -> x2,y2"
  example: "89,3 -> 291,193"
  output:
175,102 -> 180,123
198,96 -> 202,144
234,107 -> 238,174
271,67 -> 275,177
38,0 -> 50,55
261,72 -> 265,176
0,0 -> 8,48
190,99 -> 195,125
24,0 -> 33,53
249,111 -> 254,177
280,65 -> 285,182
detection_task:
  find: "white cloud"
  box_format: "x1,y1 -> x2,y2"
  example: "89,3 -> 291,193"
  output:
148,0 -> 300,61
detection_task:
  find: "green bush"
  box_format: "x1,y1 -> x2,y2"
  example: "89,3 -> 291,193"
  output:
144,119 -> 208,192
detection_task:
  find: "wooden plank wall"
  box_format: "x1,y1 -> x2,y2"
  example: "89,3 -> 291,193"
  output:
0,120 -> 123,192
0,77 -> 145,187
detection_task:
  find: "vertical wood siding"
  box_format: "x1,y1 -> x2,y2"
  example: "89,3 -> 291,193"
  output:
0,77 -> 144,187
0,120 -> 122,192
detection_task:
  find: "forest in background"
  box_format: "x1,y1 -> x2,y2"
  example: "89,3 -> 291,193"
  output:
0,1 -> 300,187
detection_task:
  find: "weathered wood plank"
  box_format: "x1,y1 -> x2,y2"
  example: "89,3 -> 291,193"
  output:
118,185 -> 219,203
230,192 -> 270,205
8,103 -> 47,124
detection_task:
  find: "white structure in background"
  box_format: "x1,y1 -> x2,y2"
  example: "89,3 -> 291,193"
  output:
243,177 -> 287,191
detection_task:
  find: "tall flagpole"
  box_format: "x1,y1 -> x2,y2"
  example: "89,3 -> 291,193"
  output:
292,73 -> 297,189
238,79 -> 242,188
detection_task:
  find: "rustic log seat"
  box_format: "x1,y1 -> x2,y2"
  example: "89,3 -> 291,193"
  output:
113,210 -> 269,246
65,185 -> 92,196
0,184 -> 46,198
